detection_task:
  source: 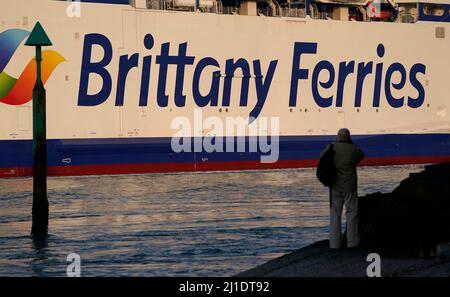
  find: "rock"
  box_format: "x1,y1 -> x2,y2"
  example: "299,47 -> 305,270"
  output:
358,162 -> 450,258
238,239 -> 450,277
239,163 -> 450,276
437,242 -> 450,258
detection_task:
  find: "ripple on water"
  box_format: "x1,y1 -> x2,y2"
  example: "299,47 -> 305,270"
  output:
0,165 -> 424,276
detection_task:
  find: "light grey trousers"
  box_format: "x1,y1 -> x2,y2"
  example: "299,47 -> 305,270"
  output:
330,190 -> 360,249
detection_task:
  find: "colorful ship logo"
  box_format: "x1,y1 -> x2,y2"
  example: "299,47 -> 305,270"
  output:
0,28 -> 64,106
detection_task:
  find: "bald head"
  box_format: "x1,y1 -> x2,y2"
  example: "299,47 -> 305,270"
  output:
336,128 -> 351,143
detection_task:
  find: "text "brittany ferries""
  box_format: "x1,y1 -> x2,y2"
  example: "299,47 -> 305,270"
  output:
78,34 -> 427,120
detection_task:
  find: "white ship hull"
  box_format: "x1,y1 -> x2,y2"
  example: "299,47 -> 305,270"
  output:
0,0 -> 449,177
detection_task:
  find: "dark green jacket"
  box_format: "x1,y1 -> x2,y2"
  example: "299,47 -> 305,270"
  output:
322,142 -> 365,193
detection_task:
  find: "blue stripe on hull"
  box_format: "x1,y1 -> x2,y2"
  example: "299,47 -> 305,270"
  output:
1,134 -> 450,168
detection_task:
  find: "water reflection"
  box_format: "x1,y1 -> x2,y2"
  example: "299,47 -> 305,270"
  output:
30,236 -> 49,276
0,165 -> 424,276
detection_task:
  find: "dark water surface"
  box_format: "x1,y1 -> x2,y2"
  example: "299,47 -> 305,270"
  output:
0,165 -> 424,276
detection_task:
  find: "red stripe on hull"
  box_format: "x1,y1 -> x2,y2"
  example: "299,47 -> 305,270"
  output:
2,156 -> 450,178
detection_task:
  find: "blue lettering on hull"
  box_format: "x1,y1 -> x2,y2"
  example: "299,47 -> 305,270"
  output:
78,34 -> 427,121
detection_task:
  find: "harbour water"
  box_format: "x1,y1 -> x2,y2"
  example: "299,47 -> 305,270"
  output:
0,164 -> 424,276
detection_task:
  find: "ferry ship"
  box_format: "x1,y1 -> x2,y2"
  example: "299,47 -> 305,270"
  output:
0,0 -> 449,177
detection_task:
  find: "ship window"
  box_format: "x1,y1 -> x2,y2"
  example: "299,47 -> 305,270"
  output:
422,4 -> 444,16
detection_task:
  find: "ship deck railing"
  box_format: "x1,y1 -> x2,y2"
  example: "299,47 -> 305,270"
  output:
139,0 -> 423,23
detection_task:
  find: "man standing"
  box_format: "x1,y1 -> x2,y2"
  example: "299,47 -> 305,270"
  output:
324,128 -> 365,249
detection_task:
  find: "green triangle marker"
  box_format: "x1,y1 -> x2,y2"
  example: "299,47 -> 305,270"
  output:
25,21 -> 52,46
